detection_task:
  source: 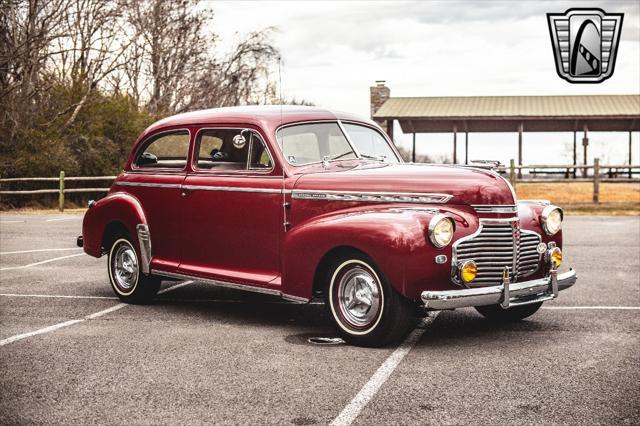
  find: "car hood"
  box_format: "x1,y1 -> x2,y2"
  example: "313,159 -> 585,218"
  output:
292,162 -> 515,205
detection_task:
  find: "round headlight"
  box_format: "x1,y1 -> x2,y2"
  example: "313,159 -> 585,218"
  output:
541,205 -> 563,235
428,214 -> 454,248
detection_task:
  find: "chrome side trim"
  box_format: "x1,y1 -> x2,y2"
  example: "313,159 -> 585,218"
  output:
291,190 -> 452,204
115,181 -> 181,189
281,293 -> 309,303
471,204 -> 518,214
151,270 -> 310,303
136,224 -> 152,275
182,185 -> 281,194
518,199 -> 551,206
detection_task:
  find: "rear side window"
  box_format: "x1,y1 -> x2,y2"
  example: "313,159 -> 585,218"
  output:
135,130 -> 190,169
195,128 -> 273,171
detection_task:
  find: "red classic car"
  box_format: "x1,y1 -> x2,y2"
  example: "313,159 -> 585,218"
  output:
79,106 -> 576,346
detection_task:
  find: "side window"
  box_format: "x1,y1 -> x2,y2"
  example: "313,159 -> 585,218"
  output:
195,129 -> 272,171
135,130 -> 190,169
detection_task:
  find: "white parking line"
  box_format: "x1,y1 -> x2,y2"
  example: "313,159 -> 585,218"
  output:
45,217 -> 82,222
0,319 -> 84,346
330,315 -> 437,426
0,247 -> 82,255
542,306 -> 640,310
0,253 -> 85,271
0,220 -> 25,224
0,281 -> 193,347
0,293 -> 119,300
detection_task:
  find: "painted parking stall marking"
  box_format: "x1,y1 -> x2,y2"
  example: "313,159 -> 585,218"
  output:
330,315 -> 437,426
0,281 -> 194,347
0,252 -> 86,271
0,247 -> 82,255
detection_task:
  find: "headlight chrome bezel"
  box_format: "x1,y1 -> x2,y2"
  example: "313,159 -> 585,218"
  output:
541,205 -> 563,235
428,214 -> 455,248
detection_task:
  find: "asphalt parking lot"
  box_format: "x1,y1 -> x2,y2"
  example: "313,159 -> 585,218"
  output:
1,213 -> 639,424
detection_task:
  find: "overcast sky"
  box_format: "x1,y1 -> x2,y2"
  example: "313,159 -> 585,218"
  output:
212,0 -> 640,165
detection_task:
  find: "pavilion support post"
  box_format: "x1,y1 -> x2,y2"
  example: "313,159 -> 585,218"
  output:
453,125 -> 457,164
629,131 -> 633,179
412,133 -> 416,163
517,122 -> 523,179
582,125 -> 589,177
593,158 -> 600,203
387,120 -> 394,142
573,131 -> 577,179
465,132 -> 469,165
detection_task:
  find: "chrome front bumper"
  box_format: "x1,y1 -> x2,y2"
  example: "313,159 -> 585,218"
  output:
421,268 -> 577,310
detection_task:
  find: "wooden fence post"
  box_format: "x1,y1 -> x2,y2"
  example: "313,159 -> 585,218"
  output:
59,170 -> 65,212
593,158 -> 600,204
509,159 -> 516,189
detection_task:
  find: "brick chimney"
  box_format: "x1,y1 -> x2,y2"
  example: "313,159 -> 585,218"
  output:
370,80 -> 390,135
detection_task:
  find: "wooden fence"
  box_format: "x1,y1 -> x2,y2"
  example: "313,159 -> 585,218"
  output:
0,172 -> 115,211
1,159 -> 638,211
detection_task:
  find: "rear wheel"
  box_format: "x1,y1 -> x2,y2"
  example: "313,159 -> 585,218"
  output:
108,237 -> 160,304
475,302 -> 543,321
325,253 -> 415,347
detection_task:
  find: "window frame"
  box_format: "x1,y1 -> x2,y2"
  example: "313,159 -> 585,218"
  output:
191,126 -> 276,175
339,120 -> 402,163
131,128 -> 192,173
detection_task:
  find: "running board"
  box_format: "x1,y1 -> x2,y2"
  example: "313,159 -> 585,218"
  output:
151,269 -> 309,303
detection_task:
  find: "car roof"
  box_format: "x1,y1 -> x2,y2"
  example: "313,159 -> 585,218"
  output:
140,105 -> 377,139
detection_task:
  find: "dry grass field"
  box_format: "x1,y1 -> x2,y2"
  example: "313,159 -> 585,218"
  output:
517,182 -> 640,215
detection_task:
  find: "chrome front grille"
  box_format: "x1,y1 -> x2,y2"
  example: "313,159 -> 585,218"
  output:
453,221 -> 542,286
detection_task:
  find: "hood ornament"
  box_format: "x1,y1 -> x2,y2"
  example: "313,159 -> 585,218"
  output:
468,160 -> 502,171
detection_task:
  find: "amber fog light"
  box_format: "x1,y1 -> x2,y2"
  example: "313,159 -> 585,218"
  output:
458,260 -> 477,283
548,247 -> 563,268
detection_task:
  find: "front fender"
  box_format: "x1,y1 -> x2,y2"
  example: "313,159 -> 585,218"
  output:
281,205 -> 477,301
82,191 -> 148,258
518,201 -> 563,248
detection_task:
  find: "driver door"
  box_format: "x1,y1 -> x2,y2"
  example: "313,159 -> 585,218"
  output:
179,127 -> 283,289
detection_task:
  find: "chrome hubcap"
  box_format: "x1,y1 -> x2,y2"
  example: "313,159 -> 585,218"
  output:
113,243 -> 138,292
337,267 -> 381,328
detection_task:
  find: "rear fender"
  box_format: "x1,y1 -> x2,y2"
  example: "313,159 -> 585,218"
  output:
82,192 -> 148,259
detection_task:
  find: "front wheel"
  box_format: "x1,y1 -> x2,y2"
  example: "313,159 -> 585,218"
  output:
325,254 -> 415,347
474,302 -> 543,322
108,237 -> 160,304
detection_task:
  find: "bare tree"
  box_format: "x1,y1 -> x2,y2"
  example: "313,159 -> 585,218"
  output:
50,0 -> 136,127
0,0 -> 67,136
125,0 -> 212,113
186,29 -> 280,111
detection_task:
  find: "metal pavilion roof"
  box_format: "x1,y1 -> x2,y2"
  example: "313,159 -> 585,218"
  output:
373,94 -> 640,132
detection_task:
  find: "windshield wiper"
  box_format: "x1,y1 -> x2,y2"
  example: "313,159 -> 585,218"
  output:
325,151 -> 354,161
360,154 -> 386,161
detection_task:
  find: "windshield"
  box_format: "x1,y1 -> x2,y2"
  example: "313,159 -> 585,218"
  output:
342,123 -> 400,163
277,122 -> 357,165
277,121 -> 400,166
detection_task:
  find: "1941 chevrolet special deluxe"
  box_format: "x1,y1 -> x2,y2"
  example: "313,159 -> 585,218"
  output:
79,106 -> 577,346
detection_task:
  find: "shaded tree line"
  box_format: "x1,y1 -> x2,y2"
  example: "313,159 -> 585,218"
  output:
0,0 -> 289,178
